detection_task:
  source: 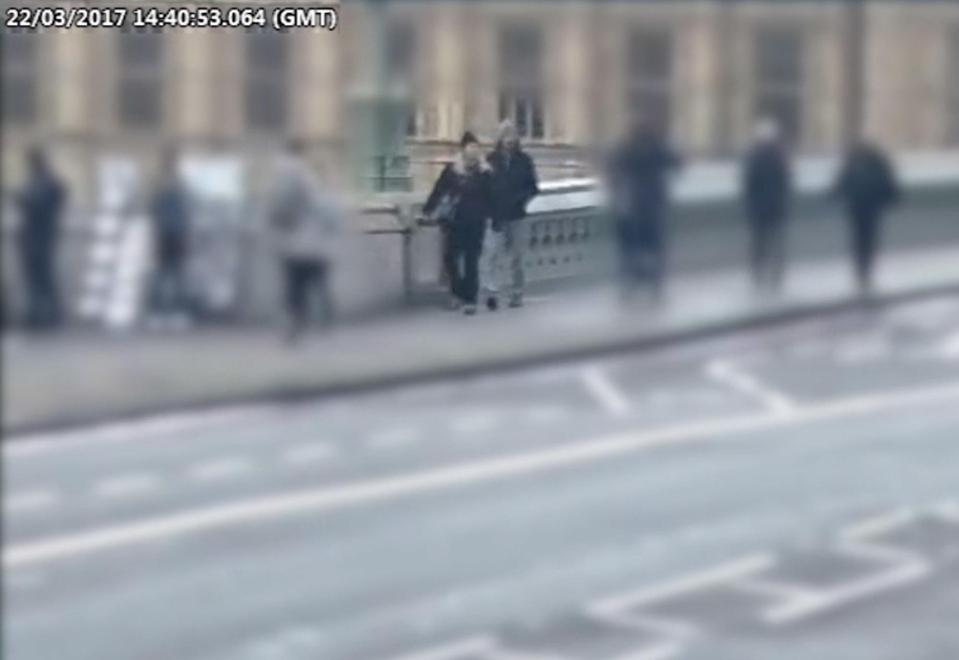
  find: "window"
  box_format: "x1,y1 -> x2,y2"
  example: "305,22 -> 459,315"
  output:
117,28 -> 164,127
626,29 -> 673,134
498,24 -> 544,140
245,29 -> 289,131
2,28 -> 38,123
753,27 -> 804,143
385,20 -> 418,137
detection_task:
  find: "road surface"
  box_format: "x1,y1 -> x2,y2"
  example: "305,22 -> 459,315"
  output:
5,297 -> 959,660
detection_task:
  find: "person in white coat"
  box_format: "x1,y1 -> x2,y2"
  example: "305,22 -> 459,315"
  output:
267,139 -> 343,343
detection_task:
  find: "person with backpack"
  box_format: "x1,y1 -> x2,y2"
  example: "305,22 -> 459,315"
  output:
422,131 -> 494,316
832,139 -> 901,295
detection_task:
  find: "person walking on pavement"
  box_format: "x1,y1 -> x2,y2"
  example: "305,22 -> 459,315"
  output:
481,120 -> 539,311
267,139 -> 342,343
147,149 -> 193,329
832,138 -> 901,296
607,116 -> 682,303
15,147 -> 67,330
422,131 -> 494,316
742,118 -> 793,296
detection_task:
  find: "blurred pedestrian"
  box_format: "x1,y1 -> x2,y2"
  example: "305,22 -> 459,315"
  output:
423,131 -> 494,316
607,116 -> 681,303
742,118 -> 793,295
481,120 -> 539,310
832,139 -> 901,296
267,139 -> 342,343
15,147 -> 67,330
147,149 -> 192,330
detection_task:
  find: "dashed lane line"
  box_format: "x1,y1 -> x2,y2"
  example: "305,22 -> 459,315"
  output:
93,472 -> 159,499
367,427 -> 421,451
187,457 -> 254,483
281,443 -> 337,466
522,405 -> 568,425
5,406 -> 277,459
7,379 -> 959,568
449,412 -> 500,436
4,490 -> 60,514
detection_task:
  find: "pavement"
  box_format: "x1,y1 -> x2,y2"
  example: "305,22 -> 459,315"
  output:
4,294 -> 959,659
4,244 -> 959,435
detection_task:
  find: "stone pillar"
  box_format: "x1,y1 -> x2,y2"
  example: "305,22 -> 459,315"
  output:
840,0 -> 865,146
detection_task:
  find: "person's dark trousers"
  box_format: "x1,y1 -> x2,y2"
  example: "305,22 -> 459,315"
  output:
617,219 -> 666,300
447,231 -> 482,305
283,257 -> 333,337
19,242 -> 60,330
749,217 -> 787,293
441,226 -> 457,299
850,207 -> 883,294
150,240 -> 189,315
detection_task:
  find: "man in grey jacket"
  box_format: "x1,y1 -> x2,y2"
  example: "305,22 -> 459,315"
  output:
267,139 -> 342,343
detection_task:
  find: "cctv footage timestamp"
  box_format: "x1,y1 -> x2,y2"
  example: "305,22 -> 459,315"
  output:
4,4 -> 338,30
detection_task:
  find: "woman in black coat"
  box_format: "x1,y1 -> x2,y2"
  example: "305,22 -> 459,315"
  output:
423,132 -> 494,315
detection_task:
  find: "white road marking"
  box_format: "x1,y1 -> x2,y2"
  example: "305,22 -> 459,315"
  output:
589,554 -> 774,614
4,490 -> 60,514
730,577 -> 816,601
7,379 -> 959,568
94,472 -> 159,499
5,406 -> 276,459
368,427 -> 420,450
281,443 -> 337,466
580,366 -> 630,416
621,640 -> 686,660
763,512 -> 932,626
387,635 -> 497,660
705,359 -> 796,416
762,556 -> 929,626
840,508 -> 917,541
187,457 -> 254,482
937,332 -> 959,360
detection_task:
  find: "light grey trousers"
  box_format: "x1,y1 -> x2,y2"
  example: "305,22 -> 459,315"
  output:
480,221 -> 525,300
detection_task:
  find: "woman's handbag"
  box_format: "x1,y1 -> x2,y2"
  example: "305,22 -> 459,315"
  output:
429,191 -> 460,228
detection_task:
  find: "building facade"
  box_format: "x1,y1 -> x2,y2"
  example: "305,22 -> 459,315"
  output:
3,0 -> 958,208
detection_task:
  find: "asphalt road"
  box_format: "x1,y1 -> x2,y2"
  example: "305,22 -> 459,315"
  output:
4,296 -> 959,660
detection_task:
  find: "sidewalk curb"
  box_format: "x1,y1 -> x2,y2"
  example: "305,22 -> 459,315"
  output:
5,281 -> 959,438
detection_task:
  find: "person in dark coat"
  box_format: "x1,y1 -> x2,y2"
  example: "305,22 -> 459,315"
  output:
423,131 -> 494,316
832,139 -> 901,295
607,117 -> 681,302
481,120 -> 539,310
742,119 -> 793,295
147,150 -> 192,328
16,147 -> 67,330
